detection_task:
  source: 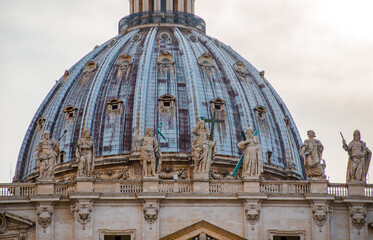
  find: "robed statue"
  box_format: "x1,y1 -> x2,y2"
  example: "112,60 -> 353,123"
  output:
238,127 -> 263,178
140,127 -> 161,177
300,130 -> 325,178
76,129 -> 95,177
191,120 -> 216,173
343,130 -> 371,183
35,130 -> 60,179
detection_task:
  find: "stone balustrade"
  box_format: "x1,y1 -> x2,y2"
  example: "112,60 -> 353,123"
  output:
1,181 -> 372,198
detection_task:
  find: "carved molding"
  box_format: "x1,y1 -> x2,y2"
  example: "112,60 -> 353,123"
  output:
37,205 -> 53,232
245,204 -> 260,230
350,206 -> 366,230
72,202 -> 93,230
143,204 -> 159,224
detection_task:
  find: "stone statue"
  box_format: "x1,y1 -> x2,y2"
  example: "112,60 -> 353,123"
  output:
191,120 -> 216,173
140,127 -> 161,177
300,130 -> 325,178
76,129 -> 95,177
35,131 -> 59,179
238,127 -> 263,179
343,130 -> 371,182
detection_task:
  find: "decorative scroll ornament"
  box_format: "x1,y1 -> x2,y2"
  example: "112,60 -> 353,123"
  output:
157,51 -> 175,77
0,212 -> 8,234
37,206 -> 53,233
312,205 -> 328,231
117,54 -> 133,79
245,204 -> 260,230
83,60 -> 98,79
143,204 -> 159,224
72,202 -> 93,230
350,206 -> 366,233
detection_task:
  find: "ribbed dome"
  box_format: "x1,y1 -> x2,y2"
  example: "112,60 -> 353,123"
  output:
15,11 -> 305,181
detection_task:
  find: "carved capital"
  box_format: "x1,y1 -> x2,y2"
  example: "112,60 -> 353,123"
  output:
37,205 -> 53,232
350,206 -> 366,230
72,201 -> 93,230
143,204 -> 159,224
312,204 -> 328,228
0,212 -> 9,234
245,204 -> 260,230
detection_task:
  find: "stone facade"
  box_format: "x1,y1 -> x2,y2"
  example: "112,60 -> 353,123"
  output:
0,180 -> 372,240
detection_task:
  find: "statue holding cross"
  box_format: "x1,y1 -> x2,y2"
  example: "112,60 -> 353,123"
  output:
192,112 -> 223,175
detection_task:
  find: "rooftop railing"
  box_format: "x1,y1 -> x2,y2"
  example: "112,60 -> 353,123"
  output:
1,181 -> 371,198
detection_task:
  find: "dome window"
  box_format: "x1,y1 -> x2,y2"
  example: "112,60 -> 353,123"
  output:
63,106 -> 78,120
198,53 -> 216,78
259,70 -> 265,80
213,39 -> 221,47
158,51 -> 175,77
83,60 -> 98,79
108,38 -> 117,47
189,34 -> 198,42
210,98 -> 226,113
160,32 -> 171,41
159,95 -> 176,109
132,34 -> 142,42
234,61 -> 250,79
36,118 -> 46,131
254,106 -> 267,120
266,151 -> 273,164
107,98 -> 123,114
117,54 -> 133,79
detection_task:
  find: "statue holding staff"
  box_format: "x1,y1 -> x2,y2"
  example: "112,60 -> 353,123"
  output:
342,130 -> 371,183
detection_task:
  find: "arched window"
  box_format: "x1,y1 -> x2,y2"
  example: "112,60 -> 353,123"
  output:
254,106 -> 267,120
161,0 -> 166,12
107,98 -> 124,113
63,106 -> 78,120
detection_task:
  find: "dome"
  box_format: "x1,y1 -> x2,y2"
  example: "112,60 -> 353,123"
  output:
14,1 -> 305,181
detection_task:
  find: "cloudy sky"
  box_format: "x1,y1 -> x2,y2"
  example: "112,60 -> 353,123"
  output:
0,0 -> 372,183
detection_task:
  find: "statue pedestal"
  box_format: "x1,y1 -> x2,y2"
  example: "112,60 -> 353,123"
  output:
193,172 -> 209,180
37,178 -> 55,195
76,177 -> 94,192
143,177 -> 159,193
309,179 -> 328,194
243,179 -> 260,193
347,181 -> 366,196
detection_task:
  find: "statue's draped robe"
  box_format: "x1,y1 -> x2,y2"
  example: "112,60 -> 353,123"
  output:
238,136 -> 262,177
300,139 -> 324,177
35,139 -> 59,178
76,137 -> 95,177
346,140 -> 371,182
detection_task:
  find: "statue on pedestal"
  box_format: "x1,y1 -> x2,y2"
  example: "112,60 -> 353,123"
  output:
191,120 -> 216,173
76,129 -> 95,177
35,131 -> 59,179
140,127 -> 161,177
300,130 -> 325,178
238,127 -> 262,179
343,130 -> 371,183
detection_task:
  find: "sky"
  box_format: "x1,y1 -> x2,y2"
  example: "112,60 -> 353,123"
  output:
0,0 -> 372,183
